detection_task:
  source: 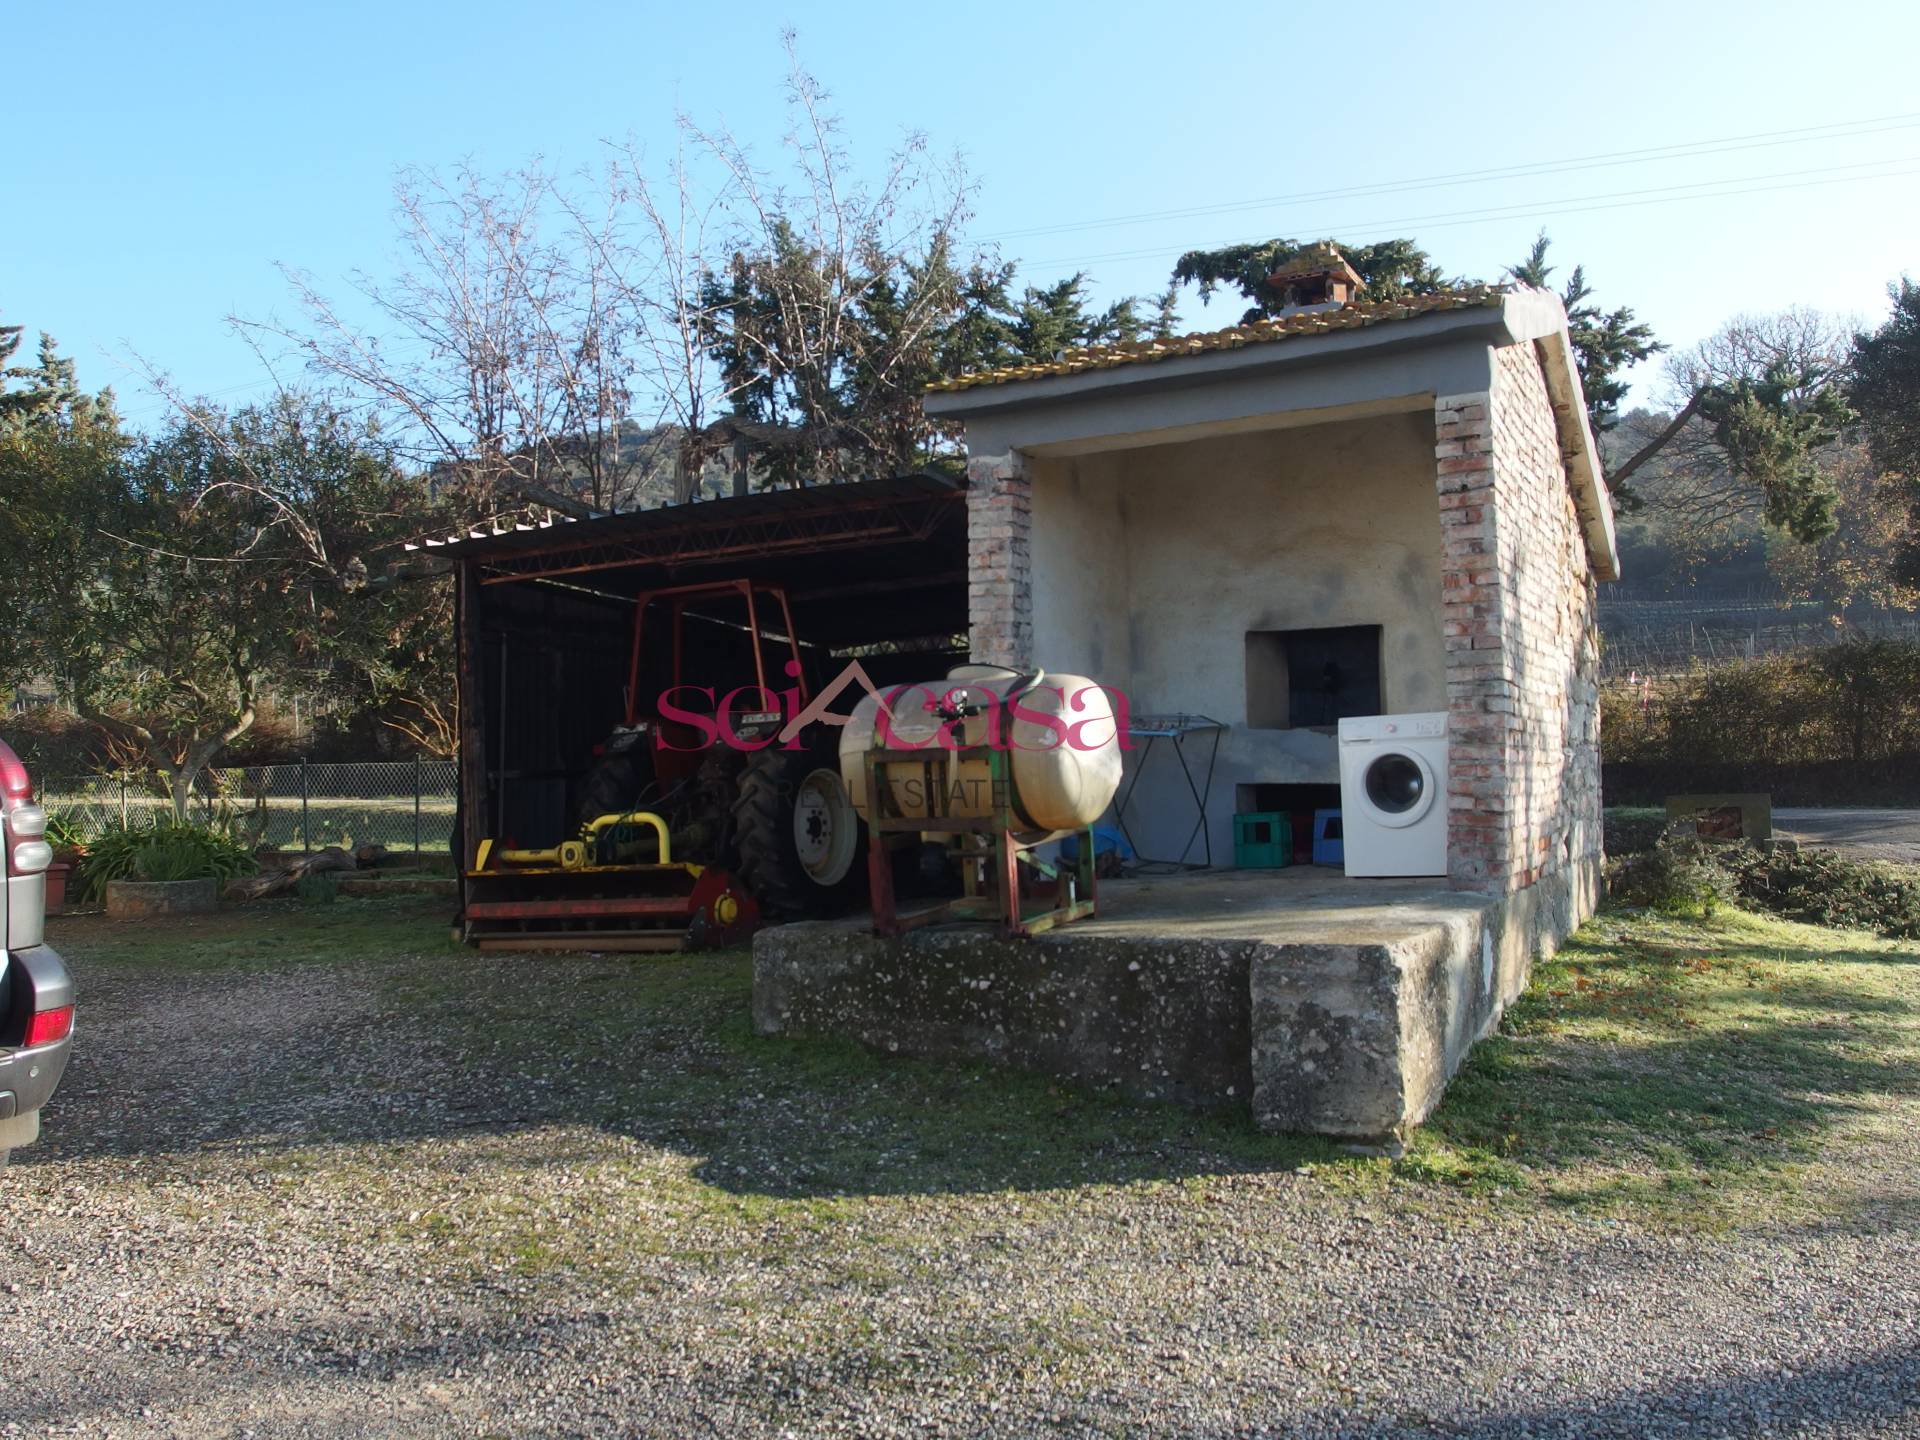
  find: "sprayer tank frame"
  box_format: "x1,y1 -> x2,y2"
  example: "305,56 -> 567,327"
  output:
862,739 -> 1102,939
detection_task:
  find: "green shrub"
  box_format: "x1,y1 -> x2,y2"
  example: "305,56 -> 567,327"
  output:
1609,829 -> 1920,940
76,819 -> 258,901
1602,638 -> 1920,770
1603,807 -> 1667,856
1607,830 -> 1738,917
1722,846 -> 1920,940
42,809 -> 87,855
133,830 -> 218,882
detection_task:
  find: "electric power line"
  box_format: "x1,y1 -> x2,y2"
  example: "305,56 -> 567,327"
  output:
982,110 -> 1920,244
106,111 -> 1920,421
1025,156 -> 1920,271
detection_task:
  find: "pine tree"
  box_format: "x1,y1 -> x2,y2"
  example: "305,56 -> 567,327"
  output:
1851,279 -> 1920,483
1170,237 -> 1447,323
1148,284 -> 1181,341
1004,273 -> 1152,361
1507,232 -> 1660,437
1849,279 -> 1920,583
0,322 -> 114,433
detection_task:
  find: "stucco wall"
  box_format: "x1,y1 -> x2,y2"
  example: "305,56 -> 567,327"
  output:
1029,454 -> 1132,685
1026,411 -> 1449,863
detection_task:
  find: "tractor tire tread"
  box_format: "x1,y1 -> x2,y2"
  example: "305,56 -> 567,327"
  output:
731,745 -> 863,922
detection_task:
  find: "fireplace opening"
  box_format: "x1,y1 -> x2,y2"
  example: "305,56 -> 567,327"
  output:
1245,624 -> 1383,731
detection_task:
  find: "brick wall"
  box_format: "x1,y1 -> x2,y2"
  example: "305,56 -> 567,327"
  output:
966,448 -> 1035,668
1434,344 -> 1602,895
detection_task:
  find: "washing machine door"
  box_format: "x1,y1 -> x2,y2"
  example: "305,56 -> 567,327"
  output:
1358,747 -> 1438,829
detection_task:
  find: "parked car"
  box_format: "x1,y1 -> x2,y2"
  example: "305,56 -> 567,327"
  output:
0,739 -> 74,1166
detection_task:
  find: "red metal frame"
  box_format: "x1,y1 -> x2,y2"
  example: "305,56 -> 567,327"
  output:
620,580 -> 811,728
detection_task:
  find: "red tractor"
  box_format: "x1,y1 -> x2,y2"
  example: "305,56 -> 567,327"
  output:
578,578 -> 867,917
461,579 -> 867,949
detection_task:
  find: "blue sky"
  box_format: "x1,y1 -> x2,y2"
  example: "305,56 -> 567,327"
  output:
7,0 -> 1917,430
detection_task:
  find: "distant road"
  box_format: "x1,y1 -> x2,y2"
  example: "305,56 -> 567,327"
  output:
1773,808 -> 1920,864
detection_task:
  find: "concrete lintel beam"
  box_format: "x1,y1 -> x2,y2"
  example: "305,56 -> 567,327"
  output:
925,303 -> 1520,424
952,334 -> 1501,461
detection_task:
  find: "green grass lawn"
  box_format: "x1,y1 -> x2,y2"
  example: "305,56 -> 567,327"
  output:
52,894 -> 1920,1235
1407,906 -> 1920,1224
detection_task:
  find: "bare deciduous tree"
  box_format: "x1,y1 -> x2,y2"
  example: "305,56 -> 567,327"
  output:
242,164 -> 657,516
666,38 -> 983,487
246,36 -> 1001,510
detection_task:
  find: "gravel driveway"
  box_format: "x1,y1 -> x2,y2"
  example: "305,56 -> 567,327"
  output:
6,900 -> 1918,1439
1774,809 -> 1920,865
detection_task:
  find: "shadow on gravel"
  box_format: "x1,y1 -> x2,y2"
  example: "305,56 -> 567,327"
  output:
1,1302 -> 754,1440
34,899 -> 1920,1210
1354,1342 -> 1920,1440
34,900 -> 1341,1200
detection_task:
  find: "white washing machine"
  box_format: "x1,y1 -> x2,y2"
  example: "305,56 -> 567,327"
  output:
1337,712 -> 1448,877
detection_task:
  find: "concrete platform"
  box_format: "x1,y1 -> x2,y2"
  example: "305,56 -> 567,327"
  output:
753,862 -> 1595,1142
1065,866 -> 1493,944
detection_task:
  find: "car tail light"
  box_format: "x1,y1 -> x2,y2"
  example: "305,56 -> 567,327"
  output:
0,741 -> 29,805
24,1005 -> 73,1048
0,741 -> 47,872
6,801 -> 50,874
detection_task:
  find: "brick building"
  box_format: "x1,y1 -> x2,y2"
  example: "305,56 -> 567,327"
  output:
923,251 -> 1617,957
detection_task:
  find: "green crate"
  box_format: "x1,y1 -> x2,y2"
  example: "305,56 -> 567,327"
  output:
1233,811 -> 1292,868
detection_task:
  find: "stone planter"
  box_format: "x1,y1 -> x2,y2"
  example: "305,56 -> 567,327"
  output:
105,877 -> 220,920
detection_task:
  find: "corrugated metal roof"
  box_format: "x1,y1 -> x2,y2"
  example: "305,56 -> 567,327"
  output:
404,471 -> 961,560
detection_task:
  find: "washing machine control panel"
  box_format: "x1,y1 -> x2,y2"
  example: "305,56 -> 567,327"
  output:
1339,711 -> 1448,743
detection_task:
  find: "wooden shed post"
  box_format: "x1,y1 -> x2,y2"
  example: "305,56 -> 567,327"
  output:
456,559 -> 488,877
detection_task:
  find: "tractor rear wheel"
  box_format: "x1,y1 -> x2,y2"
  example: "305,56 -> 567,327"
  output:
732,743 -> 865,921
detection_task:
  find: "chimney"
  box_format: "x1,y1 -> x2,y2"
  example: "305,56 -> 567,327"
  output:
1265,242 -> 1365,316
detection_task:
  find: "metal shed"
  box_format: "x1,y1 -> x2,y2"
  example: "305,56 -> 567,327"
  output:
413,473 -> 969,873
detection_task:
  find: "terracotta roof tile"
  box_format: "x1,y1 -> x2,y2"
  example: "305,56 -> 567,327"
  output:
926,285 -> 1509,393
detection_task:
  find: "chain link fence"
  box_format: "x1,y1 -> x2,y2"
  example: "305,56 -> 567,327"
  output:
1598,596 -> 1920,678
39,761 -> 457,855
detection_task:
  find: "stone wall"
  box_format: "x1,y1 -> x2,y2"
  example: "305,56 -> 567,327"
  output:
754,918 -> 1257,1110
1434,342 -> 1602,910
753,869 -> 1534,1144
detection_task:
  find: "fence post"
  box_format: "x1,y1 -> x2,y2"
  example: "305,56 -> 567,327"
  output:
119,772 -> 128,828
300,760 -> 310,854
413,757 -> 422,855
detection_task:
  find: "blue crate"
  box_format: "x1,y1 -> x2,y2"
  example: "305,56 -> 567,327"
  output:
1312,809 -> 1344,866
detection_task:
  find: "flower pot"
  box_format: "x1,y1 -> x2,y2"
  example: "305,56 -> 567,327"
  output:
45,861 -> 72,914
105,877 -> 220,920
